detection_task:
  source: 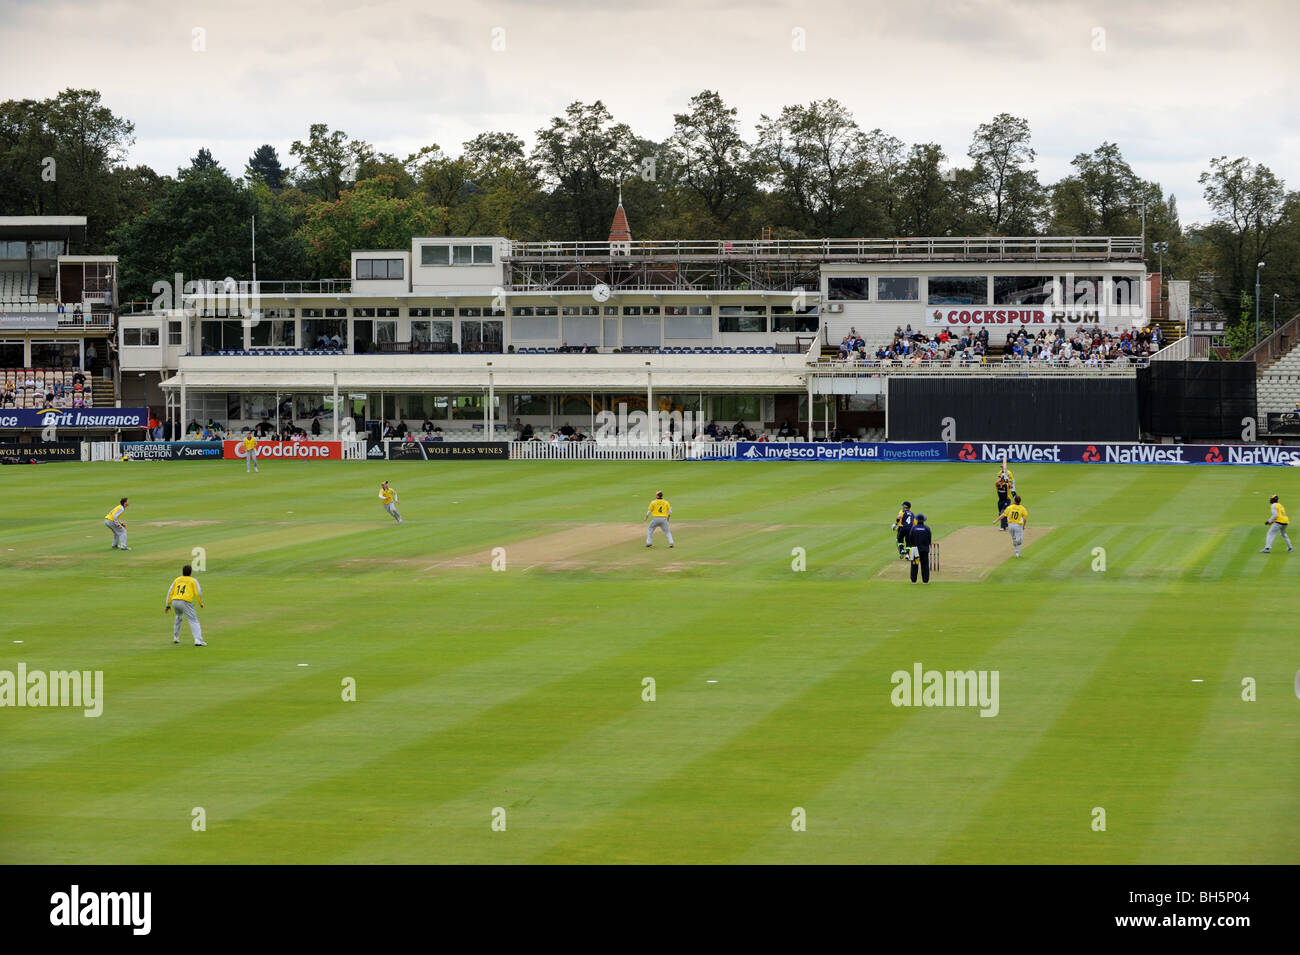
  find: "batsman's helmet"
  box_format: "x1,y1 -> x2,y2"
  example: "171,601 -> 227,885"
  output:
1270,494 -> 1279,502
902,501 -> 911,508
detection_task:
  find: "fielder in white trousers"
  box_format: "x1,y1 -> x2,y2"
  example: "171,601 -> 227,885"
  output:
647,517 -> 673,547
172,600 -> 203,644
105,518 -> 127,549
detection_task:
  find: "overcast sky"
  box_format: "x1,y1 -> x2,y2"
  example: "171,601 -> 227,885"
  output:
3,0 -> 1296,228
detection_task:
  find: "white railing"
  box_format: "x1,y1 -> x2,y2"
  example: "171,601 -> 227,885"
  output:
1148,335 -> 1192,361
508,440 -> 737,460
506,236 -> 1143,261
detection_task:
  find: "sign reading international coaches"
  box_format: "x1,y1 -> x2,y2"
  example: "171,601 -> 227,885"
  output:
122,442 -> 223,461
388,441 -> 508,460
223,440 -> 344,461
0,408 -> 149,429
0,441 -> 80,460
926,308 -> 1102,328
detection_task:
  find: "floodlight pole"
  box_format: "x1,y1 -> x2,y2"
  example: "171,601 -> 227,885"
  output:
1255,262 -> 1264,345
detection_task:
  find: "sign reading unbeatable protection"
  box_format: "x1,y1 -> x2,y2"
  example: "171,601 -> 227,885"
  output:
0,441 -> 80,460
0,407 -> 149,429
387,441 -> 509,460
223,440 -> 345,460
121,442 -> 224,460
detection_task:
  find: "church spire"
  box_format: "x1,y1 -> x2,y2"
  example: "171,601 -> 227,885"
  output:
608,184 -> 631,244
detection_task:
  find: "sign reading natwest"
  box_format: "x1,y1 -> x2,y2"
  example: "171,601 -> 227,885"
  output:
926,308 -> 1104,327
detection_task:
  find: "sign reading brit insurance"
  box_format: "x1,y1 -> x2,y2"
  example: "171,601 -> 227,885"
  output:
926,308 -> 1104,327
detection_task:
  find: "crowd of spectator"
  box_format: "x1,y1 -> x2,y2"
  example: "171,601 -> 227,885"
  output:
833,323 -> 1164,366
1001,325 -> 1161,364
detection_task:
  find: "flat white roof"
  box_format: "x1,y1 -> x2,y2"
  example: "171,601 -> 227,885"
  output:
0,216 -> 87,227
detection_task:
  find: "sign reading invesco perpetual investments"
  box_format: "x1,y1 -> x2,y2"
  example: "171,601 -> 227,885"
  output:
730,441 -> 1300,467
736,442 -> 946,461
0,407 -> 149,429
925,308 -> 1103,327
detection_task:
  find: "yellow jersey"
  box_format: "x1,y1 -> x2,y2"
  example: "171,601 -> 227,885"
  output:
166,575 -> 203,606
242,436 -> 257,450
648,499 -> 671,518
1002,503 -> 1028,525
1274,502 -> 1288,524
105,504 -> 125,522
380,487 -> 396,504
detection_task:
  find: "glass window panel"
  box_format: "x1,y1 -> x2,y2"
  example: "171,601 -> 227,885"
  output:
828,277 -> 869,300
994,276 -> 1056,305
421,245 -> 449,266
927,276 -> 988,305
877,277 -> 919,301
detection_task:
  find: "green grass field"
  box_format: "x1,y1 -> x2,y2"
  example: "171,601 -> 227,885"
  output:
1,458 -> 1297,864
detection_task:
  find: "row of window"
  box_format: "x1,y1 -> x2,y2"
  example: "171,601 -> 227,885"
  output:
198,304 -> 815,320
827,275 -> 1142,305
1,240 -> 66,260
205,391 -> 777,423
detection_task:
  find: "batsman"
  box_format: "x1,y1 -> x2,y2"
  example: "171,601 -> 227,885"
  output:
995,462 -> 1015,530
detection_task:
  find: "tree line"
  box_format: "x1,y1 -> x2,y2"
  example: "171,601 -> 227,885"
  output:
1,88 -> 1297,335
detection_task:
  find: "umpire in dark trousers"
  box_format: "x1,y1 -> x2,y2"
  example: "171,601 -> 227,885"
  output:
908,514 -> 932,584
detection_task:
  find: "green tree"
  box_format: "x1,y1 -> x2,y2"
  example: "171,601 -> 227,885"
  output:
532,101 -> 639,240
289,124 -> 372,201
297,175 -> 437,278
109,166 -> 304,303
1049,142 -> 1144,234
665,90 -> 758,232
246,144 -> 285,191
755,99 -> 870,235
967,113 -> 1043,233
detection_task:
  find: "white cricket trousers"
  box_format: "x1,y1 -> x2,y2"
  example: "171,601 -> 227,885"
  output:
105,519 -> 127,548
1265,522 -> 1292,550
172,599 -> 202,643
647,517 -> 673,546
1009,523 -> 1024,555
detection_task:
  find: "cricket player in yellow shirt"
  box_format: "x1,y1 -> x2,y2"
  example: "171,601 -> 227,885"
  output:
379,481 -> 402,524
646,491 -> 674,547
164,563 -> 206,646
241,433 -> 259,473
104,497 -> 130,550
1261,493 -> 1292,553
995,494 -> 1028,557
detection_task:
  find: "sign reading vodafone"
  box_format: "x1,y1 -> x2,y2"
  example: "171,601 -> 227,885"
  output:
926,308 -> 1102,327
223,440 -> 343,460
